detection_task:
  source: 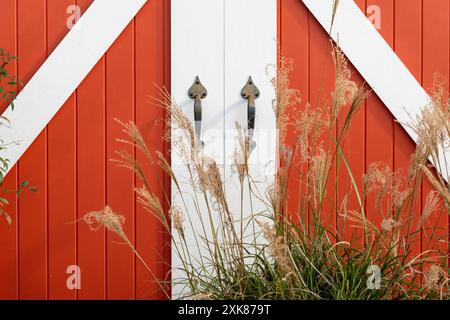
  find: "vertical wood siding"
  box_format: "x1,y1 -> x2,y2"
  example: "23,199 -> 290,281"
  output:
0,0 -> 448,299
280,0 -> 449,260
422,0 -> 449,258
0,0 -> 170,300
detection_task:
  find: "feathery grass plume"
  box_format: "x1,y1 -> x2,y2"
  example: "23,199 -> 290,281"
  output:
257,220 -> 297,280
380,218 -> 402,233
331,44 -> 358,120
421,165 -> 450,207
170,206 -> 185,239
424,264 -> 444,291
420,191 -> 441,228
363,162 -> 401,211
197,156 -> 227,211
331,43 -> 371,134
112,119 -> 158,194
136,185 -> 169,233
156,86 -> 201,163
345,210 -> 380,236
115,118 -> 153,164
82,206 -> 170,298
295,103 -> 329,161
429,73 -> 449,138
407,74 -> 449,208
232,122 -> 250,184
268,57 -> 301,140
155,149 -> 174,180
112,149 -> 148,185
83,206 -> 127,240
310,147 -> 331,211
412,102 -> 448,165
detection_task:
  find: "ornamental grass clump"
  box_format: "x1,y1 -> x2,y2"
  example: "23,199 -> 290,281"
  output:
83,41 -> 450,300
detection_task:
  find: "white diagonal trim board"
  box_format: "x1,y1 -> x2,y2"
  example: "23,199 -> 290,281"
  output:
302,0 -> 449,182
0,0 -> 147,175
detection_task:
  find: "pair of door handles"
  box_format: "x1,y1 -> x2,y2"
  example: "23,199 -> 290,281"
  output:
188,76 -> 259,148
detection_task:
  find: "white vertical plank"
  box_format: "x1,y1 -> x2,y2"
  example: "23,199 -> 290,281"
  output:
171,0 -> 277,298
171,0 -> 225,298
224,0 -> 277,241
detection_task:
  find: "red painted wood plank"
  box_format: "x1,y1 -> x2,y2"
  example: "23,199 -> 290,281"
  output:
105,23 -> 135,300
163,0 -> 171,299
280,0 -> 309,223
394,0 -> 422,259
337,0 -> 366,242
0,0 -> 18,300
135,0 -> 168,299
75,0 -> 106,300
46,0 -> 77,300
76,59 -> 106,299
17,0 -> 48,300
422,0 -> 449,259
365,0 -> 394,232
77,67 -> 107,299
0,0 -> 16,115
308,6 -> 337,231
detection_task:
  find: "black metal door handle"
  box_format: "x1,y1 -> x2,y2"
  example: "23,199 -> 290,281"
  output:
241,76 -> 260,152
188,76 -> 207,146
